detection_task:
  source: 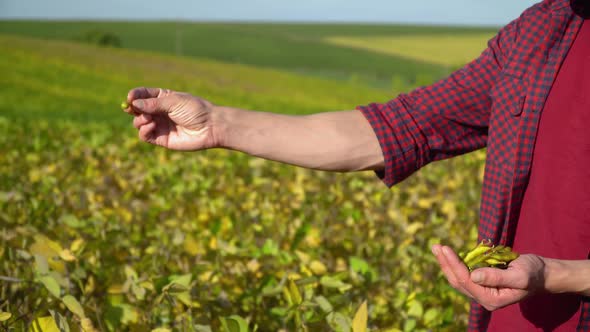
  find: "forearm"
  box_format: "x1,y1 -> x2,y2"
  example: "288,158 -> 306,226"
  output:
543,257 -> 590,296
212,106 -> 384,172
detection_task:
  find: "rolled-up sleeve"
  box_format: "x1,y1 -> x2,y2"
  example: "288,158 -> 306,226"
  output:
358,17 -> 518,187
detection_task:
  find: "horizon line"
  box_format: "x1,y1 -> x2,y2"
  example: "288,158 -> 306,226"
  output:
0,17 -> 502,29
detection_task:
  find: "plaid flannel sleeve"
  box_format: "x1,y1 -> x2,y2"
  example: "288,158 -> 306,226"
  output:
357,19 -> 517,187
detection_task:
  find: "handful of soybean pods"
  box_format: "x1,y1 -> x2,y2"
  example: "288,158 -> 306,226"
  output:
459,240 -> 519,271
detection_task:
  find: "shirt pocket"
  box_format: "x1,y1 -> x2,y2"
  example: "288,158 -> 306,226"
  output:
489,72 -> 527,117
485,72 -> 527,174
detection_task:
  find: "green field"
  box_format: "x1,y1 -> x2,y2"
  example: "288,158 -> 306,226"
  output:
0,21 -> 497,88
0,34 -> 388,122
0,21 -> 491,332
324,33 -> 495,67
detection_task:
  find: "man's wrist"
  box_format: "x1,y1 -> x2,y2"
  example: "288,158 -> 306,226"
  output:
542,256 -> 590,296
209,105 -> 233,149
542,257 -> 566,294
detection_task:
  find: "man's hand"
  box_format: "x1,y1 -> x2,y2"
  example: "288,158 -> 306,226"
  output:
124,87 -> 219,151
431,244 -> 546,311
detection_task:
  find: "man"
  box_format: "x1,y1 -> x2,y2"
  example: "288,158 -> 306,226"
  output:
124,0 -> 590,330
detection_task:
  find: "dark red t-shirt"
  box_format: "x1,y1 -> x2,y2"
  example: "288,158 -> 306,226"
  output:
487,20 -> 590,331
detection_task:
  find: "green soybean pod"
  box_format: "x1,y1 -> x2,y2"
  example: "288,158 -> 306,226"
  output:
463,244 -> 491,265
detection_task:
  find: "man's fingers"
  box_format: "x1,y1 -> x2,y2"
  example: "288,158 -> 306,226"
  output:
127,87 -> 165,102
443,248 -> 509,303
433,245 -> 457,286
433,245 -> 472,297
132,96 -> 175,115
133,114 -> 152,129
122,103 -> 139,116
124,87 -> 161,116
471,267 -> 527,289
441,247 -> 472,289
439,246 -> 480,298
138,122 -> 157,142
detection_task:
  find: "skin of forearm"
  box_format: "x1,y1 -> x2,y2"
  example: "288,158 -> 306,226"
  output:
543,257 -> 590,296
212,106 -> 385,172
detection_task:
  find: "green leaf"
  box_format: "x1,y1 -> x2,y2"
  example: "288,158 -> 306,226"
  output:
0,312 -> 11,322
282,285 -> 293,306
34,254 -> 49,275
131,283 -> 146,300
442,307 -> 455,323
294,276 -> 318,287
16,249 -> 32,260
31,316 -> 60,332
60,214 -> 84,228
168,274 -> 192,288
315,296 -> 333,313
194,325 -> 212,332
38,275 -> 61,298
210,218 -> 222,235
162,274 -> 192,299
261,239 -> 279,256
327,312 -> 351,332
319,276 -> 343,288
62,295 -> 85,318
288,279 -> 302,305
124,265 -> 138,281
173,291 -> 192,307
220,315 -> 249,332
407,300 -> 423,318
290,221 -> 310,251
261,285 -> 283,297
49,310 -> 70,332
118,304 -> 139,324
269,307 -> 289,317
163,283 -> 188,294
349,257 -> 369,274
349,256 -> 377,281
105,300 -> 139,330
300,300 -> 316,308
320,276 -> 352,292
352,300 -> 368,332
423,308 -> 440,327
403,318 -> 417,332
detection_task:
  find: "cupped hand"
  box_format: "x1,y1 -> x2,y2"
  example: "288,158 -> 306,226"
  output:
123,87 -> 219,151
431,244 -> 546,311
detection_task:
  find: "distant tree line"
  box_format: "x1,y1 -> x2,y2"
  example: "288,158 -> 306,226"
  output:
77,30 -> 122,48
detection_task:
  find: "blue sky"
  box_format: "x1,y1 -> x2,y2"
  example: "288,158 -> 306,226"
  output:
1,0 -> 540,26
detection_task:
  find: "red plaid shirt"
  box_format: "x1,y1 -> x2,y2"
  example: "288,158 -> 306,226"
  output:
357,0 -> 590,330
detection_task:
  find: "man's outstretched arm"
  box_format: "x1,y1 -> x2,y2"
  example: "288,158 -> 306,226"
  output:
216,106 -> 384,172
125,87 -> 384,172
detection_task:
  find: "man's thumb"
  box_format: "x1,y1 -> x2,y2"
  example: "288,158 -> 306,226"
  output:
132,97 -> 173,114
471,268 -> 523,288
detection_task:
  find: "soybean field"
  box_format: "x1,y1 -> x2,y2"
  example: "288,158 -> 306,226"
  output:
0,21 -> 494,332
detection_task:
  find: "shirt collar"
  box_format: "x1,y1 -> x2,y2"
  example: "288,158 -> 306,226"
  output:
551,0 -> 573,14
